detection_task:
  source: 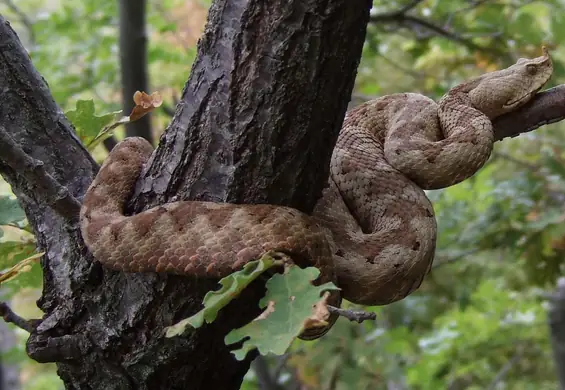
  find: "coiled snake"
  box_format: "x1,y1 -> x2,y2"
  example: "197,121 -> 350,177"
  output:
80,49 -> 552,339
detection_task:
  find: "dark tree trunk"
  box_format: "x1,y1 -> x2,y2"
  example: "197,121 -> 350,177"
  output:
0,1 -> 372,388
549,278 -> 565,389
119,0 -> 153,144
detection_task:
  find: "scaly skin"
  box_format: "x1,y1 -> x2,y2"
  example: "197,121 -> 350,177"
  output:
80,48 -> 553,339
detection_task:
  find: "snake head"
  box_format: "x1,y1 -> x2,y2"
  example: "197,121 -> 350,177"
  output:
467,47 -> 553,118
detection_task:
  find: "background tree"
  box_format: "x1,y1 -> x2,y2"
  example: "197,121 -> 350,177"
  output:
2,0 -> 565,389
116,0 -> 152,148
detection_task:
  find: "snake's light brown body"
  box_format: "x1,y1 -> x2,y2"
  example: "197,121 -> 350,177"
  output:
80,50 -> 552,338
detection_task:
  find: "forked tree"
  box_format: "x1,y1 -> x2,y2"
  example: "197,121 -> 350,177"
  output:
1,1 -> 565,389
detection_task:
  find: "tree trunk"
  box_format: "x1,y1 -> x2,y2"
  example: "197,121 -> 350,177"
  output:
0,1 -> 372,388
119,0 -> 153,144
0,320 -> 20,390
549,278 -> 565,389
4,2 -> 565,389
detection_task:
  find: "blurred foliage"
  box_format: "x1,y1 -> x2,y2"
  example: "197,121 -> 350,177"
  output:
1,0 -> 565,389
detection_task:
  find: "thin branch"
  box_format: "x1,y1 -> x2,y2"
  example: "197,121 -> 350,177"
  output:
493,85 -> 565,141
406,15 -> 489,52
396,0 -> 424,15
485,348 -> 523,390
376,51 -> 428,79
327,305 -> 376,323
371,10 -> 495,54
370,0 -> 422,21
0,126 -> 81,221
0,301 -> 38,333
252,355 -> 285,390
273,353 -> 290,380
3,0 -> 36,44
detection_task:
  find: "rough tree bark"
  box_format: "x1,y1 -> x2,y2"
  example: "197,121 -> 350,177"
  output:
0,1 -> 372,389
2,2 -> 565,390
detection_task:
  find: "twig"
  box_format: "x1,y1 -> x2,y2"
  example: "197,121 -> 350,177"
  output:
3,0 -> 36,44
370,2 -> 502,55
370,0 -> 423,21
327,305 -> 376,323
252,355 -> 285,390
407,15 -> 486,51
0,126 -> 81,221
444,0 -> 491,27
376,13 -> 494,54
0,301 -> 38,333
273,353 -> 290,380
485,347 -> 523,390
376,52 -> 428,80
396,0 -> 424,15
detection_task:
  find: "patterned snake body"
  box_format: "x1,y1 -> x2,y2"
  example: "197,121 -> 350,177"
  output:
80,50 -> 552,338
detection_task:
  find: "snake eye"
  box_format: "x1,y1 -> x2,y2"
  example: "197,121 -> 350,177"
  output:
526,64 -> 537,75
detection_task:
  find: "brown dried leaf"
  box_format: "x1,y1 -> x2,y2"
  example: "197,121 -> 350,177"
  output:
129,91 -> 163,121
0,251 -> 43,284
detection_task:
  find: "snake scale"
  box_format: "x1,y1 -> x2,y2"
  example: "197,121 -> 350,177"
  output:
80,49 -> 552,339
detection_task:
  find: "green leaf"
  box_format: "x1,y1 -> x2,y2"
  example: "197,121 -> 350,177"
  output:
165,254 -> 282,338
65,100 -> 121,149
225,266 -> 339,361
0,240 -> 42,298
0,241 -> 35,269
0,196 -> 26,226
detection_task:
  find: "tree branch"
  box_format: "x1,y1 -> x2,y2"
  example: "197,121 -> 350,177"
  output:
493,85 -> 565,141
395,0 -> 424,15
0,302 -> 37,333
3,0 -> 36,44
0,126 -> 81,221
370,2 -> 501,55
485,348 -> 523,390
251,355 -> 285,390
351,84 -> 565,143
327,305 -> 377,323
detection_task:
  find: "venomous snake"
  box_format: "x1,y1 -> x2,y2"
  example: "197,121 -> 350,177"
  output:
80,49 -> 553,339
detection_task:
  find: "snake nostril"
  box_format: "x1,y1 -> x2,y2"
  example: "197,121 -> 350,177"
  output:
412,241 -> 420,251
